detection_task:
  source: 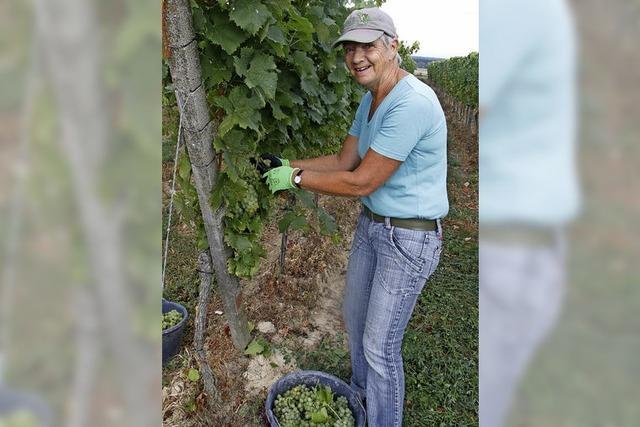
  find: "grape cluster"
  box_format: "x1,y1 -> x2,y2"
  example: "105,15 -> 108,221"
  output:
272,384 -> 355,427
162,309 -> 183,330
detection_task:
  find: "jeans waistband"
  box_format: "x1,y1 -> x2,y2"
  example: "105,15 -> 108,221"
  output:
363,205 -> 438,232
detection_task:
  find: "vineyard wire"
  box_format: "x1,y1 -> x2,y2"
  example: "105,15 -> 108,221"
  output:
162,90 -> 193,290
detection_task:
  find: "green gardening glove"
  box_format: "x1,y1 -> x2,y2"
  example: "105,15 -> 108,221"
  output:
263,166 -> 296,193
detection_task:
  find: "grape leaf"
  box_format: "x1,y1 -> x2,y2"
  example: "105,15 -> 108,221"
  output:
201,56 -> 232,86
244,339 -> 264,356
233,47 -> 254,77
278,211 -> 308,233
245,53 -> 278,100
229,0 -> 272,35
292,51 -> 316,78
217,87 -> 263,137
310,407 -> 329,423
209,11 -> 249,55
300,76 -> 321,96
266,25 -> 286,44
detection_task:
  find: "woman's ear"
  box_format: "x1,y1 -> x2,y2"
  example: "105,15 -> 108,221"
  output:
390,38 -> 399,61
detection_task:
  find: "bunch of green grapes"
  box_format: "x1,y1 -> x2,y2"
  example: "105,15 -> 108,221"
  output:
272,384 -> 355,427
162,309 -> 183,330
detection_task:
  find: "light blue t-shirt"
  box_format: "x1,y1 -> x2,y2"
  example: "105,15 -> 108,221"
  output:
349,74 -> 448,219
480,0 -> 580,225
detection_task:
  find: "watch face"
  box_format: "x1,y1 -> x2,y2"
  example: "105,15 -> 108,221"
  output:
294,175 -> 302,184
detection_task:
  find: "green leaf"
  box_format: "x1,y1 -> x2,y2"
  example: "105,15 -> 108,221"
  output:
292,51 -> 316,78
229,0 -> 272,35
191,5 -> 207,34
197,227 -> 209,250
187,368 -> 200,382
209,11 -> 250,55
310,407 -> 329,423
233,47 -> 254,77
278,211 -> 308,233
178,153 -> 191,181
287,13 -> 314,38
328,66 -> 348,83
248,321 -> 255,333
245,53 -> 278,100
228,233 -> 252,252
300,76 -> 320,96
201,57 -> 232,86
244,339 -> 265,356
217,86 -> 263,137
268,100 -> 289,121
266,25 -> 286,44
318,210 -> 337,234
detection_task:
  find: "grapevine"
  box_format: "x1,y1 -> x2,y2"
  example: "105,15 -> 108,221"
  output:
427,52 -> 478,108
164,0 -> 365,278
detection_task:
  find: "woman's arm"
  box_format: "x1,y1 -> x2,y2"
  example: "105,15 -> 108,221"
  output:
290,135 -> 361,172
297,148 -> 401,197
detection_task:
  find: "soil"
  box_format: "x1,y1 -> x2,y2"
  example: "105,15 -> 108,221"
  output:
162,195 -> 361,426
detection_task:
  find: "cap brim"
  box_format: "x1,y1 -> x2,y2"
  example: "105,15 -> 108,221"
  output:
332,29 -> 384,48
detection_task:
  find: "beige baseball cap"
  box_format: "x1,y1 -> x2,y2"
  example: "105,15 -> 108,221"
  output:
332,8 -> 397,48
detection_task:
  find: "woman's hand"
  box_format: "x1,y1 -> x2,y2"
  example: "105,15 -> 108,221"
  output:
262,166 -> 297,193
254,153 -> 289,175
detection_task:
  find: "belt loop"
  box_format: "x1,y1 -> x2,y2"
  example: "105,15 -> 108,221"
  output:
436,219 -> 442,238
384,216 -> 391,229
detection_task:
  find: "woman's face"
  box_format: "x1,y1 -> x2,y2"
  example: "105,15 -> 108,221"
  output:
343,38 -> 396,90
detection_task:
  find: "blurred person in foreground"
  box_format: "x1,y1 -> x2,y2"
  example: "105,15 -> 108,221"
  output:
257,8 -> 447,426
479,0 -> 579,426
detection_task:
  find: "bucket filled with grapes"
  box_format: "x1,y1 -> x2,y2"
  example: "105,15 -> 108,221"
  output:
265,370 -> 365,427
162,299 -> 188,365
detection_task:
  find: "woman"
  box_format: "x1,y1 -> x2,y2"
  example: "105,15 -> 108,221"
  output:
261,8 -> 448,426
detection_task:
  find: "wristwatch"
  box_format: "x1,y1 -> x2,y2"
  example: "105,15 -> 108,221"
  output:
293,169 -> 304,188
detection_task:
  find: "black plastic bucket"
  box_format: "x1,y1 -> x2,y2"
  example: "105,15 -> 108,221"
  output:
162,299 -> 188,365
265,370 -> 366,426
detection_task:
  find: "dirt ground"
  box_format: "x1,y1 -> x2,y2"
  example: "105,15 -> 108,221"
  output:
162,194 -> 362,426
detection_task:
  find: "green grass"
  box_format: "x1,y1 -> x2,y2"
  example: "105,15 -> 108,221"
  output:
403,231 -> 478,426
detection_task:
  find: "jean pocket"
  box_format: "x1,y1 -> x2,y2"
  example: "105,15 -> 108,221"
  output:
376,228 -> 427,295
389,227 -> 427,273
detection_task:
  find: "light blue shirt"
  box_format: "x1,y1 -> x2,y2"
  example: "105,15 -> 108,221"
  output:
480,0 -> 580,225
349,74 -> 448,219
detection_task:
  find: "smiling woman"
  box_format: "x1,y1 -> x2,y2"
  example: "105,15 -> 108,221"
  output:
259,7 -> 449,427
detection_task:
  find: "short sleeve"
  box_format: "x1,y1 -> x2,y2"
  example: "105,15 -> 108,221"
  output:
348,93 -> 369,137
370,95 -> 432,161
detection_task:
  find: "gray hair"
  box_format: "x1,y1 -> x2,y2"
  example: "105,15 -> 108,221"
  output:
379,33 -> 402,65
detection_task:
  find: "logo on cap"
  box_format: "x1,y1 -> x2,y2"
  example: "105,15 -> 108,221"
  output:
358,12 -> 370,25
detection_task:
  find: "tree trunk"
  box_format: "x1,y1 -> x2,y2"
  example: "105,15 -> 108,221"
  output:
194,251 -> 221,411
35,0 -> 158,425
164,0 -> 251,350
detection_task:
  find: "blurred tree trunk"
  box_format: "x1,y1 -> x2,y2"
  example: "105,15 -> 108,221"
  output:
163,0 -> 251,350
34,0 -> 158,425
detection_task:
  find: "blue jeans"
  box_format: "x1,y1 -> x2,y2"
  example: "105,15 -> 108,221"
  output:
343,213 -> 442,426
